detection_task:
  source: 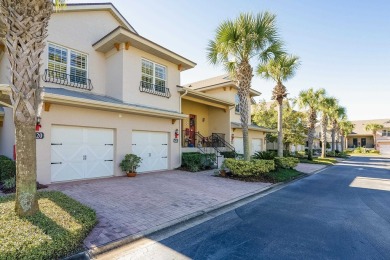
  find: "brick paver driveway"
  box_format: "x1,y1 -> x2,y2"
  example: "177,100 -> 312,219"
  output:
49,170 -> 272,249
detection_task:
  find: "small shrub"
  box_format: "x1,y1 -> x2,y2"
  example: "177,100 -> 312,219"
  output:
182,152 -> 216,172
0,155 -> 11,161
222,158 -> 275,176
220,151 -> 236,158
274,157 -> 299,169
252,151 -> 277,160
0,159 -> 16,181
370,150 -> 380,154
119,154 -> 142,173
2,178 -> 15,190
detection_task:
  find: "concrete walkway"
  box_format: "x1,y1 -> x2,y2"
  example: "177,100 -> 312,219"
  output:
49,170 -> 272,249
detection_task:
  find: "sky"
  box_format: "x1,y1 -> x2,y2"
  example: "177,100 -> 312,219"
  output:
69,0 -> 390,120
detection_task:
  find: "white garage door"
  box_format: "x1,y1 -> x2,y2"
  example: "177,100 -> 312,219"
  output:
234,137 -> 244,155
51,126 -> 114,182
380,144 -> 390,155
132,131 -> 168,173
251,138 -> 262,155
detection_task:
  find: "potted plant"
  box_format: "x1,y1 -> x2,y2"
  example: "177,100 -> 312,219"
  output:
119,154 -> 142,177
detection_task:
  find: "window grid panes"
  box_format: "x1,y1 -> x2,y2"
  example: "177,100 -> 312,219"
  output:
48,43 -> 88,85
383,130 -> 390,137
141,59 -> 167,93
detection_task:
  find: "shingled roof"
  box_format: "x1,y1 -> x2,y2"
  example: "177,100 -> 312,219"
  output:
349,119 -> 390,135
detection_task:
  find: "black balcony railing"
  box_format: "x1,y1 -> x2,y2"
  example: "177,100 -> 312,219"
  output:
43,69 -> 93,91
139,81 -> 171,98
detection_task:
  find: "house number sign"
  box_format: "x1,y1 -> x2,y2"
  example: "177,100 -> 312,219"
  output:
173,138 -> 178,143
36,132 -> 44,139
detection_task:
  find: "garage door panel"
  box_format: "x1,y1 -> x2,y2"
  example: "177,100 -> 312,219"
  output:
234,138 -> 244,155
51,126 -> 114,182
251,139 -> 262,155
380,144 -> 390,155
132,131 -> 168,173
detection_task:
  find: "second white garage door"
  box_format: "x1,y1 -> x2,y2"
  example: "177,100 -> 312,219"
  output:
379,144 -> 390,155
233,137 -> 244,155
132,131 -> 168,173
251,138 -> 262,155
51,126 -> 114,182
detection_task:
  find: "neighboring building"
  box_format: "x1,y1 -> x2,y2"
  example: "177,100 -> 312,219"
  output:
0,3 -> 196,184
346,119 -> 390,155
184,75 -> 276,156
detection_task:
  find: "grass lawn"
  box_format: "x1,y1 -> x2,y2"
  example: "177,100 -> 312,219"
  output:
0,191 -> 96,260
300,157 -> 338,165
268,168 -> 303,182
220,168 -> 303,183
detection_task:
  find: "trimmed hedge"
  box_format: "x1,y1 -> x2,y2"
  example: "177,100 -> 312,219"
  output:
0,157 -> 15,182
0,191 -> 97,259
222,158 -> 275,176
182,152 -> 216,172
274,157 -> 299,169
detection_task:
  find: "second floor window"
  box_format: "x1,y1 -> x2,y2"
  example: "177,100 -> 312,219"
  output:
382,130 -> 390,137
235,94 -> 240,114
48,43 -> 88,85
141,59 -> 166,92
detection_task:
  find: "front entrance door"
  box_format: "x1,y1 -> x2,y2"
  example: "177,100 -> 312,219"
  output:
188,114 -> 196,147
353,138 -> 358,147
361,138 -> 366,147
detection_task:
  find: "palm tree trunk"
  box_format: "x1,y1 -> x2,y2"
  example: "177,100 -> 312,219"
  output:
236,60 -> 253,161
340,135 -> 345,153
331,120 -> 336,152
307,109 -> 316,160
277,97 -> 283,157
321,116 -> 328,158
1,0 -> 52,216
373,131 -> 377,149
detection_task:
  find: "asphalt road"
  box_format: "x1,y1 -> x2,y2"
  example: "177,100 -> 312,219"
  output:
156,156 -> 390,260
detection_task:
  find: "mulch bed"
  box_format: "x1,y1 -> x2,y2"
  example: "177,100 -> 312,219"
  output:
0,182 -> 48,194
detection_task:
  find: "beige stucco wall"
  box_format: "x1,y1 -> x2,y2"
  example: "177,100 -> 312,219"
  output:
42,11 -> 121,95
181,99 -> 231,143
36,104 -> 180,184
0,107 -> 15,158
203,87 -> 251,124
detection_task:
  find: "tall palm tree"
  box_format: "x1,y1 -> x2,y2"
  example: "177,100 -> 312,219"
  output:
208,12 -> 283,161
339,119 -> 354,152
328,104 -> 346,152
318,97 -> 337,158
365,123 -> 384,149
295,88 -> 326,160
0,0 -> 63,216
258,54 -> 300,157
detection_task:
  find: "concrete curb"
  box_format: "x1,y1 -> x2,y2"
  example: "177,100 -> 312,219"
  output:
63,168 -> 330,260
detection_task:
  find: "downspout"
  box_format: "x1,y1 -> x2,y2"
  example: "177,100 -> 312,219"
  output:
179,87 -> 188,167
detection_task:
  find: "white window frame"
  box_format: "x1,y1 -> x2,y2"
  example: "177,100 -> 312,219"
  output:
47,42 -> 89,85
141,58 -> 167,92
234,94 -> 240,114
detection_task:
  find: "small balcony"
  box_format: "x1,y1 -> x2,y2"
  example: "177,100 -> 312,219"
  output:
139,81 -> 171,98
43,69 -> 93,91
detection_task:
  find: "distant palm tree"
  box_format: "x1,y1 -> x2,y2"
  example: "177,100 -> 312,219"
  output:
0,0 -> 64,216
258,54 -> 300,157
328,104 -> 346,152
318,97 -> 337,158
295,88 -> 326,160
365,123 -> 384,149
339,120 -> 354,152
208,12 -> 283,161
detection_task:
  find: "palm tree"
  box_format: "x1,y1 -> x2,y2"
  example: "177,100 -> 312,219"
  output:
207,12 -> 283,161
0,0 -> 63,216
295,88 -> 326,160
365,123 -> 384,149
339,119 -> 354,152
318,97 -> 337,158
258,54 -> 300,157
328,104 -> 346,152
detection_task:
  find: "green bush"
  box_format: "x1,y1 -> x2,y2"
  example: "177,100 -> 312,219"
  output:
219,151 -> 236,158
119,154 -> 142,173
222,158 -> 275,176
182,152 -> 216,172
0,159 -> 16,182
0,191 -> 97,259
2,178 -> 15,190
370,150 -> 380,154
274,157 -> 299,169
252,151 -> 277,160
0,155 -> 11,161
